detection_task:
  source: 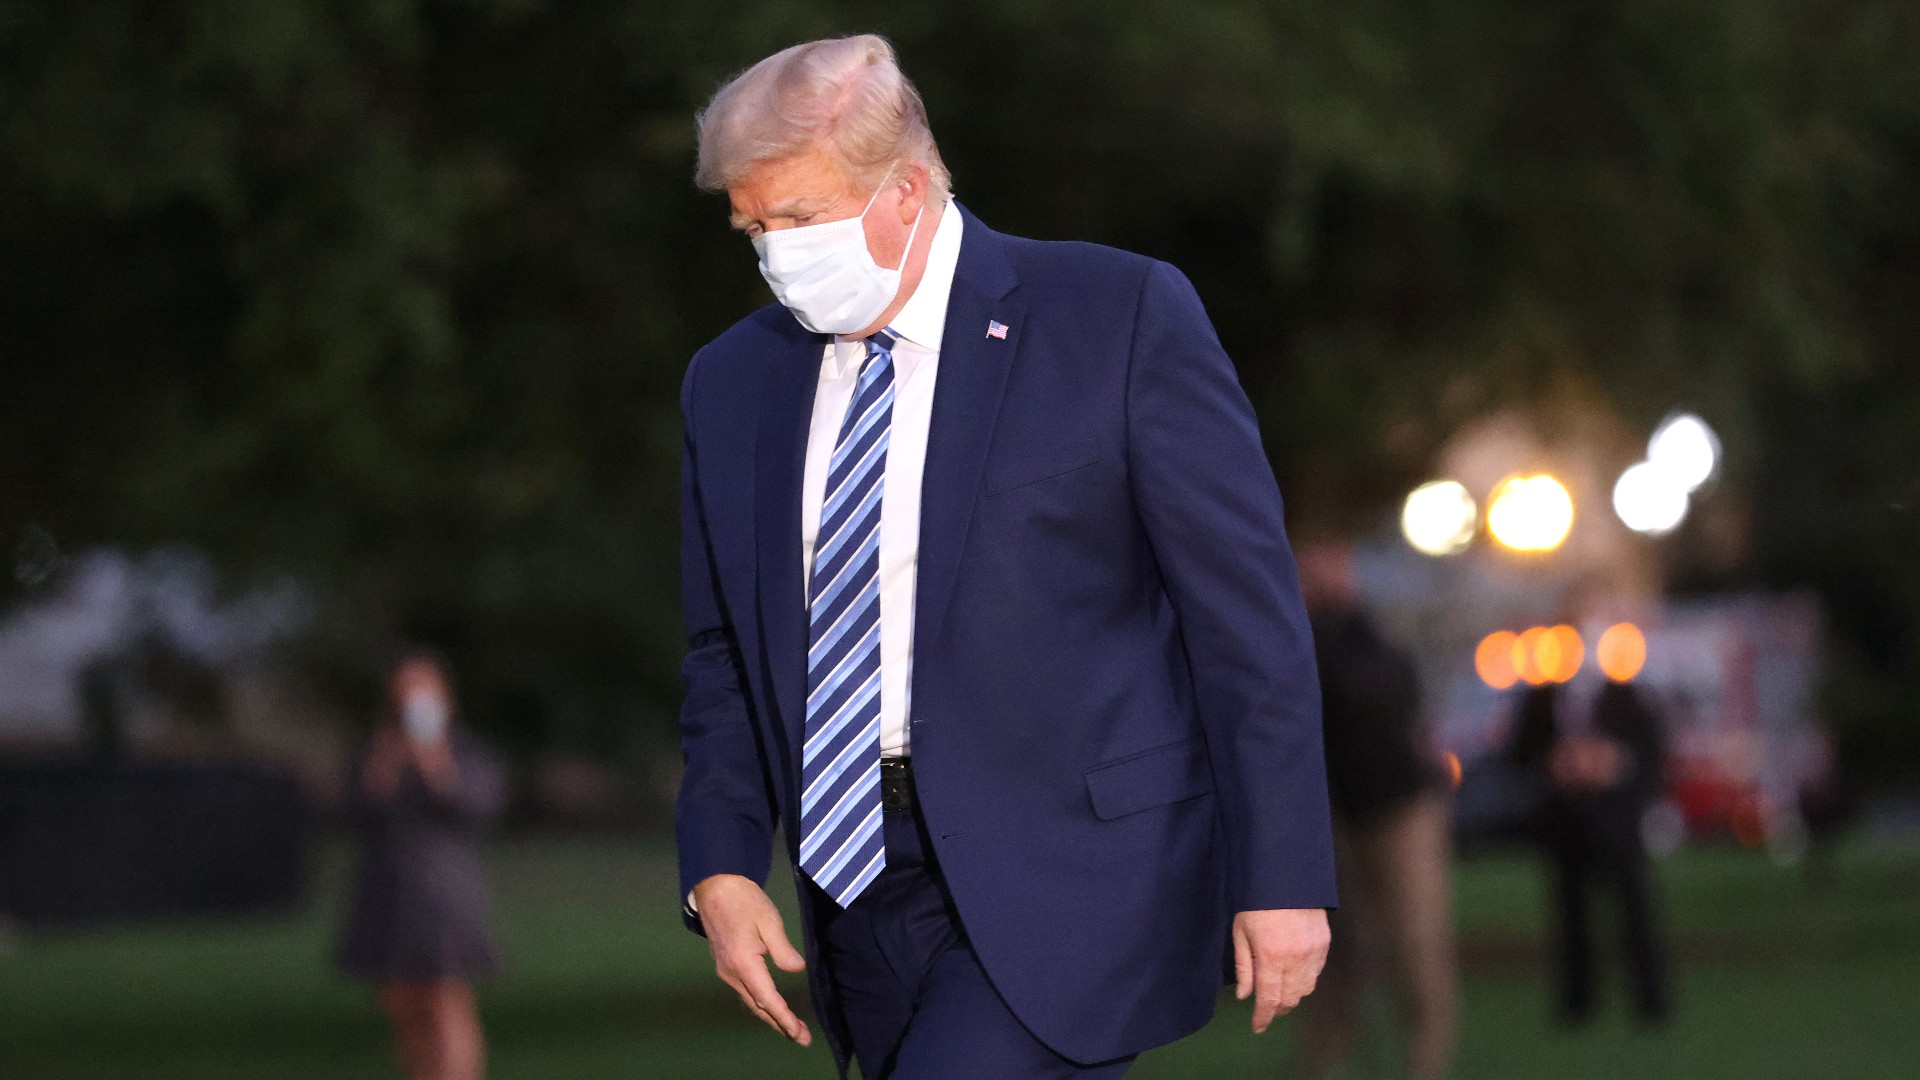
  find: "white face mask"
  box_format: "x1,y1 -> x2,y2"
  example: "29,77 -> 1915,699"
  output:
752,184 -> 926,336
402,691 -> 449,745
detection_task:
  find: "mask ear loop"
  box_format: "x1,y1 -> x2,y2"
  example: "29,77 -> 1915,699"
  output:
867,167 -> 928,273
861,162 -> 902,215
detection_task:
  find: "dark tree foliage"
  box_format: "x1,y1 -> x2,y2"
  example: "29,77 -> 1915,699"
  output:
2,1 -> 1915,776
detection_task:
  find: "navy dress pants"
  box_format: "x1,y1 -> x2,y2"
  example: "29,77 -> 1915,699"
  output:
816,797 -> 1136,1080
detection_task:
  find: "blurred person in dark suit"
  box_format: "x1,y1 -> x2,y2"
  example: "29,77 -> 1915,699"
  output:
1794,726 -> 1857,889
1293,543 -> 1457,1080
338,651 -> 507,1080
1507,635 -> 1671,1026
674,34 -> 1336,1080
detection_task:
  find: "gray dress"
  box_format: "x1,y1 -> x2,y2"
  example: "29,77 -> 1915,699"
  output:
335,733 -> 507,982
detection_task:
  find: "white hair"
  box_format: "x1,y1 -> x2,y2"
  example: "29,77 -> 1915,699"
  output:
695,34 -> 952,197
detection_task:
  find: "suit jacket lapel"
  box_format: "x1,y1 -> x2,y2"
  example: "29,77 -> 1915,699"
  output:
914,209 -> 1022,657
754,208 -> 1019,753
756,324 -> 826,755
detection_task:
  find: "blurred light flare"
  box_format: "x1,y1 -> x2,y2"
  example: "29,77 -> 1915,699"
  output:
1544,624 -> 1585,683
1614,412 -> 1719,536
1597,622 -> 1648,682
1478,624 -> 1585,688
1401,480 -> 1478,556
1487,474 -> 1574,553
1647,412 -> 1720,492
1513,626 -> 1551,685
1475,630 -> 1520,689
1613,461 -> 1691,535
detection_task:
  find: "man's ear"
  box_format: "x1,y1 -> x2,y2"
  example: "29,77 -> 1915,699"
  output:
897,163 -> 930,223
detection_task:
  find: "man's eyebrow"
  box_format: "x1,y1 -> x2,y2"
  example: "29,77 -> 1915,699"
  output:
731,198 -> 827,232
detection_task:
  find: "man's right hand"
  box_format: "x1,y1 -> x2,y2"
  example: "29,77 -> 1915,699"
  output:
693,874 -> 812,1046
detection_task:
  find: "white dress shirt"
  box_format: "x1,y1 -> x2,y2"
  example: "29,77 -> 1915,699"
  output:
799,198 -> 962,758
688,199 -> 961,912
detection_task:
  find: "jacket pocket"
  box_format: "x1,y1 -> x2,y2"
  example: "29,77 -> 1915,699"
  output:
984,437 -> 1100,496
1084,737 -> 1214,821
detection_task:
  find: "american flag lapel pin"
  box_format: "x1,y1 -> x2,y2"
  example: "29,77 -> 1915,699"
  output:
986,319 -> 1009,340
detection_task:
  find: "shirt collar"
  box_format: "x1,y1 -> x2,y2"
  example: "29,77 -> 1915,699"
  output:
828,198 -> 962,376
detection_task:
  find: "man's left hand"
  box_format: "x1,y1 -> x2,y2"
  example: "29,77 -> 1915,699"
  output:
1233,907 -> 1330,1033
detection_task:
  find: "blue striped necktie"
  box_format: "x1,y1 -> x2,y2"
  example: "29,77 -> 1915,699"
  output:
799,328 -> 897,907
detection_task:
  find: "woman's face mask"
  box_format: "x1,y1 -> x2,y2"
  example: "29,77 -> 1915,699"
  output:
752,184 -> 925,336
402,690 -> 449,745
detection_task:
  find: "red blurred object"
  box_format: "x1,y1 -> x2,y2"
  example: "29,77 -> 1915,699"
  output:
1669,752 -> 1769,843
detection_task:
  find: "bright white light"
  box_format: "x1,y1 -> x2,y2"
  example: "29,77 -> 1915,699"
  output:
1401,480 -> 1478,556
1487,474 -> 1575,553
1613,461 -> 1690,535
1647,413 -> 1720,492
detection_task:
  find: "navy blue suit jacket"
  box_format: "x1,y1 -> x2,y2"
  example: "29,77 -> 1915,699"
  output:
675,206 -> 1336,1067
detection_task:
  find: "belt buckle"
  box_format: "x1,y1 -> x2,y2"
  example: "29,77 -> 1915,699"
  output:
880,758 -> 913,813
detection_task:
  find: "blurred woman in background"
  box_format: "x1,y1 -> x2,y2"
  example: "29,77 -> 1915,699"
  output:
338,650 -> 507,1080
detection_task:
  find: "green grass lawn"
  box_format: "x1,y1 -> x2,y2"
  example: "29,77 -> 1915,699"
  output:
1,838 -> 1916,1079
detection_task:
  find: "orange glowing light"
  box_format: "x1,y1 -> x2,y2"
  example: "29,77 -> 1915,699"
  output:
1444,751 -> 1463,788
1531,626 -> 1566,684
1597,623 -> 1648,683
1513,627 -> 1551,685
1544,625 -> 1585,684
1475,631 -> 1520,689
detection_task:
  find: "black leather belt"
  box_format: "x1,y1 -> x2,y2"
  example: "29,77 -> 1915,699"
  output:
880,756 -> 916,814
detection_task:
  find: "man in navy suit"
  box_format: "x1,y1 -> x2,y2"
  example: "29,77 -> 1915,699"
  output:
675,35 -> 1336,1079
